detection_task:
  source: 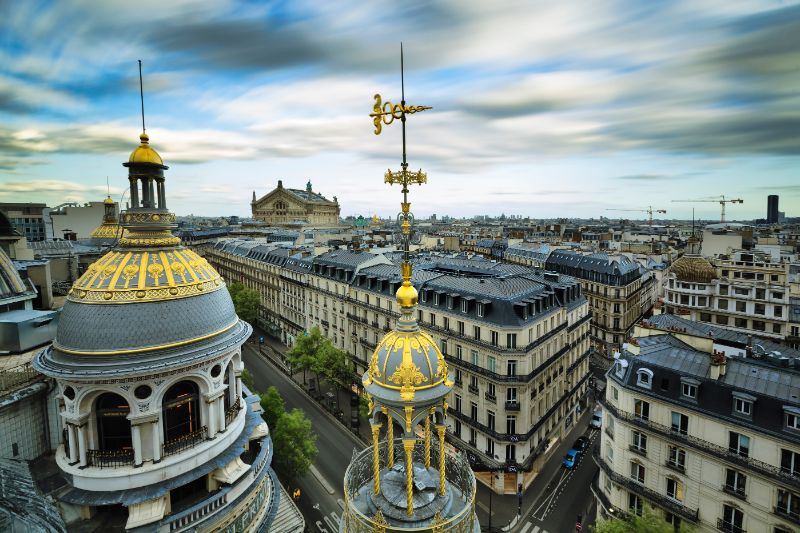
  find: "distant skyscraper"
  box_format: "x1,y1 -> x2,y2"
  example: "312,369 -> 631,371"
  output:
767,194 -> 779,224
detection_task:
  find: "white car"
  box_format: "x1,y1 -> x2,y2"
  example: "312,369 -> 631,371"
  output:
590,409 -> 602,429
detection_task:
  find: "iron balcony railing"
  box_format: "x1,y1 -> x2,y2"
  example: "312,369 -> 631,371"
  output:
86,448 -> 135,468
163,426 -> 208,458
225,398 -> 242,427
664,460 -> 685,475
774,505 -> 800,526
484,392 -> 497,404
593,448 -> 699,523
716,518 -> 746,533
722,483 -> 747,501
600,396 -> 800,491
505,401 -> 520,412
468,384 -> 479,395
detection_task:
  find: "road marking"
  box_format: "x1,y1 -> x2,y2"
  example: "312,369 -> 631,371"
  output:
310,464 -> 335,495
315,520 -> 328,533
323,516 -> 337,532
519,523 -> 532,533
331,511 -> 341,526
337,498 -> 345,510
476,500 -> 495,515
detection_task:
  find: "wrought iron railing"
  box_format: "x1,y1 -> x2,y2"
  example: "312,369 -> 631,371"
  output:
722,484 -> 746,501
600,396 -> 800,490
342,437 -> 476,533
716,518 -> 746,533
163,426 -> 208,457
664,460 -> 685,475
484,392 -> 496,404
86,448 -> 135,468
0,362 -> 41,393
774,505 -> 800,526
225,398 -> 241,427
594,448 -> 699,522
505,401 -> 520,412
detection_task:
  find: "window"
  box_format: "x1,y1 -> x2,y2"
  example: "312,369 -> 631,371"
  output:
736,301 -> 747,313
725,469 -> 746,497
782,449 -> 800,475
729,432 -> 750,458
721,505 -> 743,531
777,489 -> 800,522
505,444 -> 516,462
755,303 -> 766,315
628,493 -> 642,515
660,377 -> 670,390
681,382 -> 697,399
473,326 -> 481,340
631,431 -> 647,453
454,420 -> 461,438
735,318 -> 748,328
486,438 -> 495,457
634,399 -> 650,421
454,395 -> 462,413
470,402 -> 478,420
430,313 -> 436,327
733,393 -> 754,417
487,382 -> 496,399
458,321 -> 465,335
487,356 -> 496,373
606,440 -> 614,461
506,415 -> 516,435
506,387 -> 517,403
507,360 -> 517,377
440,339 -> 447,355
491,331 -> 499,347
477,303 -> 485,318
718,299 -> 729,310
611,386 -> 619,400
487,410 -> 496,431
785,408 -> 800,431
668,446 -> 686,470
471,350 -> 479,366
666,477 -> 683,502
716,315 -> 729,325
461,300 -> 468,313
506,333 -> 517,349
630,462 -> 645,484
636,369 -> 653,389
670,411 -> 688,435
443,317 -> 450,330
456,345 -> 463,360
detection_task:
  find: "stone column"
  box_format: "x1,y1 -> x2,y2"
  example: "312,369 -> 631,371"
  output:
436,424 -> 446,496
67,423 -> 78,464
403,439 -> 415,516
217,396 -> 226,433
129,178 -> 139,207
77,423 -> 88,467
203,396 -> 216,438
131,423 -> 143,467
371,423 -> 382,495
152,419 -> 161,463
147,179 -> 155,208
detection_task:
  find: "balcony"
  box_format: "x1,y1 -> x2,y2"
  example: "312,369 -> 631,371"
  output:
774,505 -> 800,526
593,448 -> 698,523
604,427 -> 615,440
505,401 -> 520,412
664,460 -> 685,475
600,396 -> 800,491
225,398 -> 242,427
484,392 -> 496,404
628,445 -> 647,458
722,483 -> 747,501
163,426 -> 208,458
468,384 -> 479,395
86,448 -> 135,468
454,379 -> 463,389
716,519 -> 746,533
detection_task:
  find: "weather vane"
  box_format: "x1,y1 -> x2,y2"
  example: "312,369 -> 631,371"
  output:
370,43 -> 431,289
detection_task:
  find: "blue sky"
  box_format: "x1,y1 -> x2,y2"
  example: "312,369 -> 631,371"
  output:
0,0 -> 798,221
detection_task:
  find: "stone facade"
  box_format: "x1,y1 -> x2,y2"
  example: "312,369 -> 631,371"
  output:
251,180 -> 340,227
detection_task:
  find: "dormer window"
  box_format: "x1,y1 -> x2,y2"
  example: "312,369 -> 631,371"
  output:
784,406 -> 800,431
680,377 -> 699,400
461,299 -> 468,313
636,369 -> 654,389
614,360 -> 627,379
477,302 -> 485,318
434,292 -> 441,306
421,290 -> 427,303
732,392 -> 755,418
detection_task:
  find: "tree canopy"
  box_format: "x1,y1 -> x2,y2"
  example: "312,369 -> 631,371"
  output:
259,386 -> 285,429
593,506 -> 694,533
286,326 -> 354,390
270,408 -> 318,483
227,282 -> 260,323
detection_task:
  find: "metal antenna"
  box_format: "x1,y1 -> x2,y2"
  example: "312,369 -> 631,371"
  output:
400,43 -> 407,171
138,60 -> 146,134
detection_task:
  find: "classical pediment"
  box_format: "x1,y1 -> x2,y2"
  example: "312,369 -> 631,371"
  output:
253,189 -> 304,211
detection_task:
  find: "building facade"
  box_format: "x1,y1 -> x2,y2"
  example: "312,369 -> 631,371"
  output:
251,180 -> 340,227
664,250 -> 790,341
204,242 -> 592,493
0,203 -> 52,242
545,250 -> 655,357
596,326 -> 800,533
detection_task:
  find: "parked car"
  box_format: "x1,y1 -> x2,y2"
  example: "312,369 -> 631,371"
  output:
590,408 -> 602,429
572,436 -> 589,453
563,449 -> 579,469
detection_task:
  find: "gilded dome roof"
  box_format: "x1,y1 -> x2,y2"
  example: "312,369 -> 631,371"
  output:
670,254 -> 717,284
89,223 -> 124,241
128,133 -> 164,166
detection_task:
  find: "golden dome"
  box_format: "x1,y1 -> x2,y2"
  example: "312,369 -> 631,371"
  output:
68,248 -> 222,304
670,254 -> 717,284
89,223 -> 124,240
128,133 -> 164,165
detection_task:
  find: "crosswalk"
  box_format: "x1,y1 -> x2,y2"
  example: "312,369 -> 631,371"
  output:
314,510 -> 341,533
519,523 -> 549,533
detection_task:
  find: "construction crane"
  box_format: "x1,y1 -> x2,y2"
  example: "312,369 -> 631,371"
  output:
671,195 -> 743,223
606,206 -> 667,226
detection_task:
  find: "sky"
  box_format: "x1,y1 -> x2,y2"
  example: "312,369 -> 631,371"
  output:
0,0 -> 798,221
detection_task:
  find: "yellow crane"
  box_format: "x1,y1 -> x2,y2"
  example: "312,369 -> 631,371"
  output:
606,206 -> 667,226
671,195 -> 743,223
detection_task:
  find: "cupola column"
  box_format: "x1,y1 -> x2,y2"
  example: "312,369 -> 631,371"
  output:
203,395 -> 217,438
403,438 -> 415,516
131,422 -> 143,467
383,407 -> 394,467
129,177 -> 139,207
217,396 -> 226,433
436,424 -> 446,496
77,422 -> 88,467
147,178 -> 156,209
425,409 -> 432,468
371,422 -> 382,495
151,420 -> 162,463
67,423 -> 78,464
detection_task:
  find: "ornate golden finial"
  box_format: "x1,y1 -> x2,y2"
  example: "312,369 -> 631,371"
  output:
370,94 -> 431,135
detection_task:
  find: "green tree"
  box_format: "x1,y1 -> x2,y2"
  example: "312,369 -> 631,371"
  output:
227,282 -> 260,324
359,395 -> 371,419
321,344 -> 353,390
593,506 -> 694,533
271,408 -> 318,483
286,327 -> 326,385
259,386 -> 285,428
241,368 -> 256,393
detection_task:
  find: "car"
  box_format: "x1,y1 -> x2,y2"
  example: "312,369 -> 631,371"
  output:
563,449 -> 579,469
590,408 -> 602,429
572,436 -> 589,453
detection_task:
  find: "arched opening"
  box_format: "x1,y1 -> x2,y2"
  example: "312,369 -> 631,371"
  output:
95,393 -> 132,452
223,363 -> 232,412
162,381 -> 201,442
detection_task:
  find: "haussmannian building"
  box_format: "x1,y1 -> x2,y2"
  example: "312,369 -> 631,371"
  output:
204,241 -> 592,494
596,324 -> 800,533
544,250 -> 656,358
251,179 -> 340,227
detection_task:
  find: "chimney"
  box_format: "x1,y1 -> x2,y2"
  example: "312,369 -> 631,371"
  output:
709,349 -> 727,380
745,334 -> 753,358
278,180 -> 283,189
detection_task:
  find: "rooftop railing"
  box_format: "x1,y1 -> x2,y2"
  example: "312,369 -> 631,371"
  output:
163,426 -> 208,458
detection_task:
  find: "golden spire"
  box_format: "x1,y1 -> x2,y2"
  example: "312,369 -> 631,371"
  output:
369,43 -> 431,310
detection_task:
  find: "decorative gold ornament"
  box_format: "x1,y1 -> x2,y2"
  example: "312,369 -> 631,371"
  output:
370,94 -> 431,135
383,407 -> 394,468
436,424 -> 447,496
390,358 -> 427,401
371,510 -> 388,533
371,422 -> 382,495
425,413 -> 431,468
431,511 -> 446,533
403,439 -> 415,516
384,168 -> 427,187
404,406 -> 413,433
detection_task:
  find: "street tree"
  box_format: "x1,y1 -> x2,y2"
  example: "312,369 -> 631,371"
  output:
227,282 -> 260,324
593,506 -> 694,533
259,386 -> 285,428
241,368 -> 256,392
270,408 -> 318,483
286,326 -> 326,386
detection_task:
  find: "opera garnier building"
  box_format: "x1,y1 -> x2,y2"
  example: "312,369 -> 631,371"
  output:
33,130 -> 300,532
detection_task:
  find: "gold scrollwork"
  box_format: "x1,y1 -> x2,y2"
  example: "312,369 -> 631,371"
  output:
384,168 -> 427,187
370,94 -> 431,135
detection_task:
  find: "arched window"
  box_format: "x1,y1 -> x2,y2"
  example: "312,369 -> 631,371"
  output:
223,363 -> 232,412
163,381 -> 201,442
96,393 -> 131,452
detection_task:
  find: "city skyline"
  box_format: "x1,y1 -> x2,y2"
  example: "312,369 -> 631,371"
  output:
1,0 -> 798,219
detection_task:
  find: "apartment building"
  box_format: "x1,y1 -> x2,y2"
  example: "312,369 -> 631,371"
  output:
204,240 -> 592,493
544,250 -> 656,357
596,327 -> 800,533
664,250 -> 792,341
